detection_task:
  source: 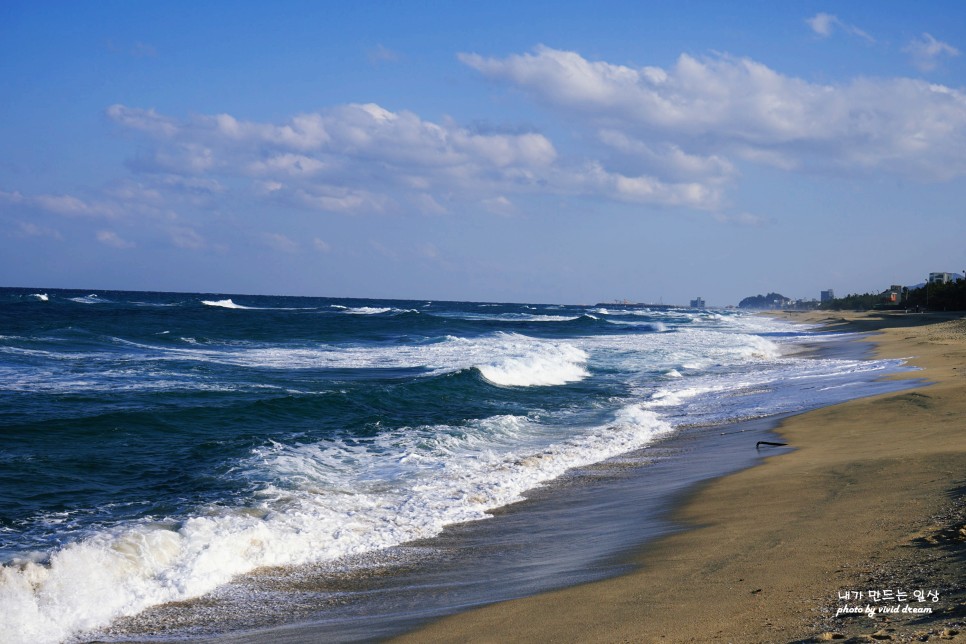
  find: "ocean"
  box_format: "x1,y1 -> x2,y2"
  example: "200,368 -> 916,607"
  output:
0,288 -> 915,643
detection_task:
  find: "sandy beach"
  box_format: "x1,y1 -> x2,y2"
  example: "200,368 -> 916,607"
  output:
395,311 -> 966,643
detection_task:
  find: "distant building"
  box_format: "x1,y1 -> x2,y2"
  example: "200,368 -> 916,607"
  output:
690,297 -> 706,308
820,289 -> 835,303
928,272 -> 953,285
791,298 -> 820,310
880,285 -> 905,304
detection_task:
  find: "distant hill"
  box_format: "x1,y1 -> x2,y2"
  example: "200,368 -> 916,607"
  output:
738,292 -> 789,309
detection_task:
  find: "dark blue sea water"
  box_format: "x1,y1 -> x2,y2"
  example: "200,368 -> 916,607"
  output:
0,288 -> 913,642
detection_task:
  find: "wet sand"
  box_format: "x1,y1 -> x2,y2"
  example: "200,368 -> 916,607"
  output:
394,311 -> 966,643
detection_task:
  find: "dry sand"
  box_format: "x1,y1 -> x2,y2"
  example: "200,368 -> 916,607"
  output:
394,311 -> 966,643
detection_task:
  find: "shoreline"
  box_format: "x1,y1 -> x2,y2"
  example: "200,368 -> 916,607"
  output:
135,377 -> 818,643
392,311 -> 966,643
107,314 -> 902,643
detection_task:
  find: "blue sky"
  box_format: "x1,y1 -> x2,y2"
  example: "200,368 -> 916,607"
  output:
2,1 -> 964,305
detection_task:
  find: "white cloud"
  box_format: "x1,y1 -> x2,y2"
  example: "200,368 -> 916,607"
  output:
295,186 -> 391,215
107,100 -> 721,211
2,190 -> 121,219
417,242 -> 440,259
247,153 -> 329,177
481,195 -> 514,215
99,45 -> 966,227
369,240 -> 399,259
16,221 -> 63,240
104,180 -> 163,204
313,238 -> 331,253
106,104 -> 179,137
806,13 -> 835,38
566,162 -> 721,209
107,102 -> 567,209
255,180 -> 285,195
368,44 -> 401,65
36,194 -> 103,216
460,46 -> 822,141
805,13 -> 874,43
96,230 -> 135,249
904,33 -> 960,72
459,47 -> 652,116
410,193 -> 448,215
2,183 -> 220,252
597,130 -> 735,183
449,130 -> 556,167
130,143 -> 216,175
168,226 -> 205,250
460,46 -> 966,181
0,190 -> 25,205
261,232 -> 299,253
712,212 -> 770,227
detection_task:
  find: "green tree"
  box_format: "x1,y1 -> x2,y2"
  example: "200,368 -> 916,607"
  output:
738,292 -> 788,309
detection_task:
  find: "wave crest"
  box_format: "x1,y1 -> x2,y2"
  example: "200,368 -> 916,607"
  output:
476,341 -> 589,387
201,299 -> 253,310
68,294 -> 104,304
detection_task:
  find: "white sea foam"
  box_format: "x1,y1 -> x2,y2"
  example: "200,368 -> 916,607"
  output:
29,293 -> 48,302
717,313 -> 816,336
68,294 -> 104,304
268,332 -> 588,387
517,314 -> 581,322
341,306 -> 419,315
644,383 -> 731,408
143,332 -> 590,386
573,325 -> 783,378
604,319 -> 666,331
637,342 -> 907,425
0,332 -> 594,393
0,314 -> 821,398
0,312 -> 786,395
476,342 -> 589,386
476,343 -> 590,387
201,299 -> 316,311
429,311 -> 580,322
0,405 -> 671,644
201,299 -> 254,310
343,306 -> 392,315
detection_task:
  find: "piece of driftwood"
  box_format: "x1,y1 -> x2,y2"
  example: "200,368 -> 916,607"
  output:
755,440 -> 788,448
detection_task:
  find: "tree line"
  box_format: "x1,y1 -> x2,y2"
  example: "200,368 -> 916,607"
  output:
820,280 -> 966,311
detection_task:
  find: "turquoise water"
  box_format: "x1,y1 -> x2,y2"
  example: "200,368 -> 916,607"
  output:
0,288 -> 911,642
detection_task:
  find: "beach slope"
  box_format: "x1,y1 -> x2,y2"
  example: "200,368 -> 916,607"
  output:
395,312 -> 966,643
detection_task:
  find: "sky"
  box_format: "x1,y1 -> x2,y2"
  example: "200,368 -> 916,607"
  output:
1,1 -> 965,306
